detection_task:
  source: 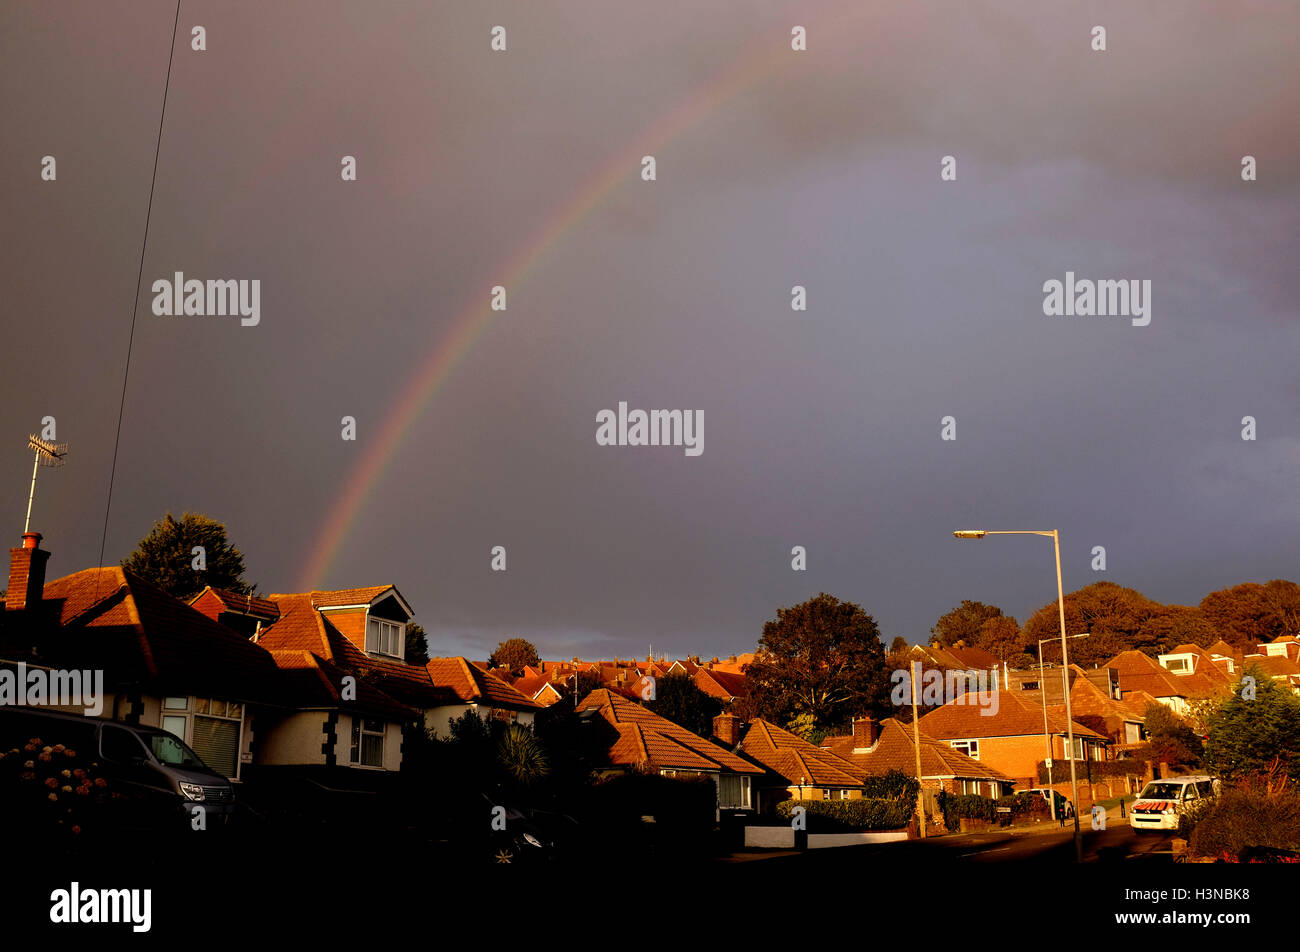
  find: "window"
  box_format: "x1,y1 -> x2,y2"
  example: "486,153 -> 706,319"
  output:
102,726 -> 149,763
1165,657 -> 1189,672
822,787 -> 831,800
365,617 -> 404,658
950,739 -> 979,760
160,696 -> 243,778
718,774 -> 750,809
350,717 -> 385,767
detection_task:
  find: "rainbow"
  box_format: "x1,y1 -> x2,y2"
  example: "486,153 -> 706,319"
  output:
298,17 -> 813,590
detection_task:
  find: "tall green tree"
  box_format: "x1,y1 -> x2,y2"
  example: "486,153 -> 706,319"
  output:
931,600 -> 1005,648
122,512 -> 254,600
489,637 -> 541,675
405,623 -> 430,666
1140,702 -> 1203,768
645,672 -> 722,737
745,592 -> 891,729
1204,666 -> 1300,782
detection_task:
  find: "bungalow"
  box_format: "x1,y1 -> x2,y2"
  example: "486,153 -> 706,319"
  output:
918,689 -> 1108,790
576,688 -> 763,817
1,534 -> 283,781
820,716 -> 1014,798
195,585 -> 457,781
424,657 -> 541,734
734,717 -> 866,807
1104,650 -> 1197,714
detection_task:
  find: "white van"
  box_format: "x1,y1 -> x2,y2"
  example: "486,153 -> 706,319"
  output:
1129,776 -> 1217,832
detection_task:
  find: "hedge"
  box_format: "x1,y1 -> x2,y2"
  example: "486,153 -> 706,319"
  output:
1189,788 -> 1300,859
774,797 -> 911,832
1036,758 -> 1146,785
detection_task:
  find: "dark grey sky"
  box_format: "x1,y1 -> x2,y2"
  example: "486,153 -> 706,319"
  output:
3,1 -> 1297,661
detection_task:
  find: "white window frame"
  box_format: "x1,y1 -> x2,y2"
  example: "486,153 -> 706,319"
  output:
365,616 -> 405,659
950,739 -> 979,760
349,715 -> 386,768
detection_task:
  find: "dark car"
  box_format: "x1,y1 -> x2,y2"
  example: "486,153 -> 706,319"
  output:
0,706 -> 235,833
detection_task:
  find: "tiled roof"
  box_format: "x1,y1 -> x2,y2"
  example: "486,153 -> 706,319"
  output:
38,567 -> 284,704
305,586 -> 395,608
695,669 -> 749,700
577,689 -> 762,774
1243,655 -> 1300,679
256,593 -> 456,708
740,720 -> 863,786
427,657 -> 542,710
267,650 -> 418,719
919,689 -> 1106,740
191,586 -> 280,620
1105,650 -> 1191,700
821,718 -> 1012,782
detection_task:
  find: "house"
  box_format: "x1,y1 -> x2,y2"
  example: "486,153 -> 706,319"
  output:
820,716 -> 1014,798
1156,644 -> 1236,694
918,689 -> 1108,789
424,657 -> 541,734
1104,650 -> 1197,714
576,688 -> 763,816
193,585 -> 458,780
511,672 -> 565,707
694,668 -> 749,705
734,717 -> 866,806
1,533 -> 284,781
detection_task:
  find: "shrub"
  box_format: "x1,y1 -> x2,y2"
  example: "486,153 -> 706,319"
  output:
1189,787 -> 1300,859
861,769 -> 920,804
774,797 -> 911,832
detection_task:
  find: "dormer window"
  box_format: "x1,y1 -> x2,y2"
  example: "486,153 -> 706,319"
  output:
366,617 -> 404,658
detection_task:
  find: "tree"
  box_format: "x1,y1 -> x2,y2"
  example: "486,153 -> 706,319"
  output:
489,637 -> 540,676
1204,666 -> 1300,783
1199,581 -> 1300,655
1139,702 -> 1203,769
405,623 -> 430,666
889,636 -> 909,654
1021,581 -> 1159,665
645,672 -> 722,737
931,601 -> 1004,648
975,615 -> 1024,662
744,593 -> 891,729
1134,605 -> 1217,656
122,512 -> 254,600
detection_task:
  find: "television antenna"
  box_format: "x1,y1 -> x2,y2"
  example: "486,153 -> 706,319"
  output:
24,434 -> 68,534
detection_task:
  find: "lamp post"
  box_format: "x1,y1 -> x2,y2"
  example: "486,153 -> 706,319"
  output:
1038,633 -> 1088,822
954,528 -> 1083,862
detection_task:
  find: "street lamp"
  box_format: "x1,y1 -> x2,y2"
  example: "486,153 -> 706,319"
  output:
1038,633 -> 1089,822
953,528 -> 1084,862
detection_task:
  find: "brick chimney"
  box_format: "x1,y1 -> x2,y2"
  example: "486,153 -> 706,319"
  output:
713,713 -> 740,747
852,715 -> 877,751
7,532 -> 50,612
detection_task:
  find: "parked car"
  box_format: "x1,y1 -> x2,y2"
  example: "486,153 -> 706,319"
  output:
0,707 -> 235,832
1129,775 -> 1218,832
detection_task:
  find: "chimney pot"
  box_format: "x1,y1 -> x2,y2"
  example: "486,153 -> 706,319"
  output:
22,531 -> 41,550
